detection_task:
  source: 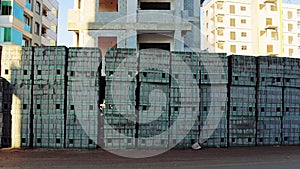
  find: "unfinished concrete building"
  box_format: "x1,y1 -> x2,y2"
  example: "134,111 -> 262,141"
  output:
68,0 -> 201,55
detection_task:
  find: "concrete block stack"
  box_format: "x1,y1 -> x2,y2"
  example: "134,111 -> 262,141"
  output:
169,51 -> 200,148
66,47 -> 101,148
257,56 -> 284,145
0,46 -> 25,148
138,49 -> 170,148
199,53 -> 228,147
32,46 -> 67,148
282,58 -> 300,145
228,55 -> 257,146
104,48 -> 137,148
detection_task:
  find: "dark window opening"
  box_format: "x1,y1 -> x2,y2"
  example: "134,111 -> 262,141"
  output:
56,138 -> 60,143
69,139 -> 74,144
56,69 -> 61,75
140,2 -> 171,10
139,43 -> 170,51
37,138 -> 41,143
56,104 -> 60,109
89,139 -> 93,144
89,105 -> 94,110
5,69 -> 8,75
70,105 -> 75,110
37,104 -> 41,109
24,70 -> 28,75
99,0 -> 118,12
248,138 -> 252,142
37,70 -> 41,75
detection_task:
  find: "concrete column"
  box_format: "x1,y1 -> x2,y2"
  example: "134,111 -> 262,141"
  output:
127,0 -> 137,23
174,30 -> 184,51
125,30 -> 137,49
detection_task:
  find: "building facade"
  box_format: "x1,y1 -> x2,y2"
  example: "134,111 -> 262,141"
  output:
0,0 -> 58,46
68,0 -> 201,54
202,0 -> 300,58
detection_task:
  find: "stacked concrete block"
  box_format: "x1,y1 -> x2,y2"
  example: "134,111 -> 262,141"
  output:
283,58 -> 300,88
199,53 -> 228,147
170,52 -> 200,148
66,48 -> 101,148
228,55 -> 257,146
138,49 -> 170,149
282,88 -> 300,145
104,48 -> 137,149
257,56 -> 284,145
0,78 -> 12,147
282,58 -> 300,145
200,85 -> 227,147
1,46 -> 31,147
32,46 -> 67,148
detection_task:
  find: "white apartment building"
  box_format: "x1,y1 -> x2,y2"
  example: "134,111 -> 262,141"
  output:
0,0 -> 59,46
68,0 -> 202,55
202,0 -> 300,58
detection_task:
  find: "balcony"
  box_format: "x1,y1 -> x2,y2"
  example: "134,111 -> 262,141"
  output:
0,15 -> 13,27
46,28 -> 57,41
47,12 -> 58,25
43,0 -> 52,10
24,24 -> 30,32
41,35 -> 50,46
68,9 -> 80,31
42,16 -> 51,29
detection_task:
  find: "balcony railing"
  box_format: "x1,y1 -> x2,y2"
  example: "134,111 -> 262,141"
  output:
43,0 -> 52,10
41,35 -> 50,46
46,28 -> 57,41
42,16 -> 51,29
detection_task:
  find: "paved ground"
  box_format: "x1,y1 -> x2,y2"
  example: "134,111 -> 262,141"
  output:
1,146 -> 300,169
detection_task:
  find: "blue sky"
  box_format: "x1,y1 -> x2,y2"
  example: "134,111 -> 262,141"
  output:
57,0 -> 300,47
57,0 -> 74,47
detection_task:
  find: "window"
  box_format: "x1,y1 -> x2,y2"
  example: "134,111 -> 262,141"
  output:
35,1 -> 40,14
288,11 -> 293,19
240,6 -> 246,11
289,48 -> 294,56
271,32 -> 278,40
288,24 -> 293,31
230,45 -> 236,53
267,45 -> 273,53
230,18 -> 235,27
99,0 -> 118,12
77,0 -> 81,9
230,5 -> 235,14
34,22 -> 40,35
1,4 -> 12,15
206,10 -> 208,16
98,37 -> 117,57
230,32 -> 236,40
206,23 -> 209,29
218,43 -> 224,49
288,36 -> 293,44
270,5 -> 277,11
241,45 -> 247,50
266,18 -> 272,25
22,38 -> 30,46
140,2 -> 171,10
24,15 -> 30,25
241,19 -> 246,24
217,16 -> 223,23
217,29 -> 224,36
241,32 -> 247,37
